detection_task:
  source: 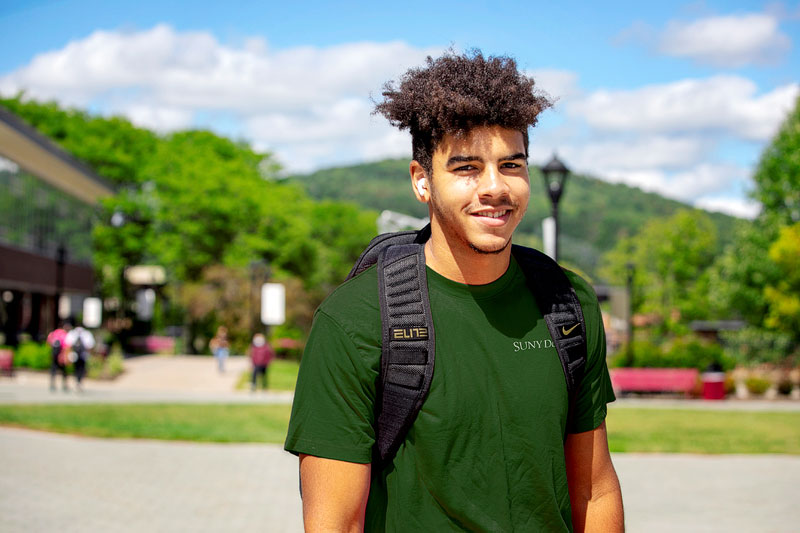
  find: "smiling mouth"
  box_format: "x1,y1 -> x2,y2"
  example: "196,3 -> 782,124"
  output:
472,209 -> 510,219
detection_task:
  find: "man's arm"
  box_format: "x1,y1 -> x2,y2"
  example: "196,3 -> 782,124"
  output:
299,454 -> 371,532
564,421 -> 624,533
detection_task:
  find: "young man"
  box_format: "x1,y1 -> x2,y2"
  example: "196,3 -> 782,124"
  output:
285,51 -> 623,532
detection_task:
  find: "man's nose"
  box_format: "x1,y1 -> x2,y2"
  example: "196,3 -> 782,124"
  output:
477,165 -> 510,198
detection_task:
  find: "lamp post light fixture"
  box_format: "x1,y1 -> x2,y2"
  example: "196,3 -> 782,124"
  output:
541,153 -> 570,262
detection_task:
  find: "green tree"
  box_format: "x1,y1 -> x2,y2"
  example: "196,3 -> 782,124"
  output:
1,94 -> 157,186
708,95 -> 800,325
764,223 -> 800,337
707,221 -> 781,325
752,94 -> 800,228
600,209 -> 718,330
2,96 -> 381,349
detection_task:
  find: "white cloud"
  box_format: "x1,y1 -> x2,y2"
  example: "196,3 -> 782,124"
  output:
563,136 -> 712,174
573,163 -> 750,209
0,24 -> 440,172
695,196 -> 761,219
658,13 -> 791,67
527,69 -> 581,104
0,25 -> 438,112
569,76 -> 798,142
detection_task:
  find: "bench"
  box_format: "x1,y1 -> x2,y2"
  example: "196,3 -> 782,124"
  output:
610,368 -> 699,396
128,336 -> 176,355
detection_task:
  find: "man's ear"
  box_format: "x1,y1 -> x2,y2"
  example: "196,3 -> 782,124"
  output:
410,160 -> 429,203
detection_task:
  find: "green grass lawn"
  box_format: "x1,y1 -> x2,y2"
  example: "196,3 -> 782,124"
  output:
235,359 -> 299,391
1,404 -> 798,454
0,404 -> 292,443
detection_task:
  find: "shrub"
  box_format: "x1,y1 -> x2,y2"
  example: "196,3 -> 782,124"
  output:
86,353 -> 125,380
777,377 -> 793,396
609,340 -> 662,368
610,337 -> 733,371
720,327 -> 795,367
745,376 -> 772,395
14,341 -> 51,370
666,337 -> 736,372
724,375 -> 737,395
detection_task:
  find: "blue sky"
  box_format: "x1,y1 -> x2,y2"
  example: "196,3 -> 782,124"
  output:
2,0 -> 799,217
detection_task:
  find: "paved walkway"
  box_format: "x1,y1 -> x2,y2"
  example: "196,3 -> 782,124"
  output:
2,426 -> 798,532
0,355 -> 294,404
1,355 -> 799,531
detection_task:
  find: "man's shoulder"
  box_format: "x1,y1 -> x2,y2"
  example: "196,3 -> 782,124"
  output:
317,264 -> 380,321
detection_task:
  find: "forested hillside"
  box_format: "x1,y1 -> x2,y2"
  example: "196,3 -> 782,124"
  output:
291,159 -> 744,278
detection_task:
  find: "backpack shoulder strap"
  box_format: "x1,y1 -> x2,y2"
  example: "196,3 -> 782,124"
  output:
373,240 -> 435,463
511,245 -> 588,413
347,224 -> 431,280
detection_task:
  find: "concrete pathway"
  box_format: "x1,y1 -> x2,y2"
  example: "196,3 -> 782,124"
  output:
0,427 -> 303,533
2,426 -> 799,532
2,355 -> 799,531
0,355 -> 294,404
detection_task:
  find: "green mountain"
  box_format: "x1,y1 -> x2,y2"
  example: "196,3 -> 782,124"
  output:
290,159 -> 744,279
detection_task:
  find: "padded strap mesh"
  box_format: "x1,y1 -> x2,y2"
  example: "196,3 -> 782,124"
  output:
347,225 -> 431,280
375,243 -> 435,463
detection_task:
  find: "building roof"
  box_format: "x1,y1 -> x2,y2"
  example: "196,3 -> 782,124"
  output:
0,105 -> 114,204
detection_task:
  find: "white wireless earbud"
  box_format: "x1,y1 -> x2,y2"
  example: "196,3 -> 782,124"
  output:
416,178 -> 427,196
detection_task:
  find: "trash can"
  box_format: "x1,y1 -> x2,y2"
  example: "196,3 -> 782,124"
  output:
702,371 -> 726,400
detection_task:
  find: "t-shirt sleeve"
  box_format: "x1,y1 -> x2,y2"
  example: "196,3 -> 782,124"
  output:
284,309 -> 378,464
565,272 -> 616,434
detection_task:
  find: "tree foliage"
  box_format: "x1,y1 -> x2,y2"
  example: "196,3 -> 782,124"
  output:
708,96 -> 800,336
752,94 -> 800,228
764,223 -> 800,336
600,209 -> 718,329
1,96 -> 378,349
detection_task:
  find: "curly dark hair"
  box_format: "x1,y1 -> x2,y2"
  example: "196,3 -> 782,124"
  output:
374,50 -> 552,174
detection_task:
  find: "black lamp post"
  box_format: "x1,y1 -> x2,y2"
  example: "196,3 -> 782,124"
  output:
541,154 -> 570,262
54,244 -> 66,327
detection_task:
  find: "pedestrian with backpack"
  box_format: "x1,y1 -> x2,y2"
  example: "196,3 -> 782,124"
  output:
285,50 -> 623,532
46,320 -> 71,391
65,322 -> 95,392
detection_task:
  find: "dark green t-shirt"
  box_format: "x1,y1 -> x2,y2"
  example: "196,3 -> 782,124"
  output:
285,257 -> 615,532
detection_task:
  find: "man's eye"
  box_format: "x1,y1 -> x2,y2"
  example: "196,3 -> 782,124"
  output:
454,165 -> 476,171
502,162 -> 523,169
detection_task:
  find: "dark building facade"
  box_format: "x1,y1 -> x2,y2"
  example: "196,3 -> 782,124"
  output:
0,105 -> 113,346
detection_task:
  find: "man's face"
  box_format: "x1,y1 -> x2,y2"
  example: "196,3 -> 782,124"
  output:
426,125 -> 530,255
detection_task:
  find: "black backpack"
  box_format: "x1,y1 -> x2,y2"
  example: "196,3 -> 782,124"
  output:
347,225 -> 588,464
72,335 -> 86,361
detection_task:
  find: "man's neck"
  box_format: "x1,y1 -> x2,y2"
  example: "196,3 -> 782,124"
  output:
424,226 -> 512,285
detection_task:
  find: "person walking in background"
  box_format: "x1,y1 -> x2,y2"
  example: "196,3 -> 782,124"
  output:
249,333 -> 275,391
65,322 -> 95,392
46,320 -> 71,391
209,326 -> 230,373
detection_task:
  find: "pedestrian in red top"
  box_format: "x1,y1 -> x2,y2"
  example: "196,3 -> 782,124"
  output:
249,333 -> 275,391
46,320 -> 71,391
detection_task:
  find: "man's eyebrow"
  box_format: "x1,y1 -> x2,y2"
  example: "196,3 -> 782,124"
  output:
446,154 -> 483,166
499,152 -> 528,162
